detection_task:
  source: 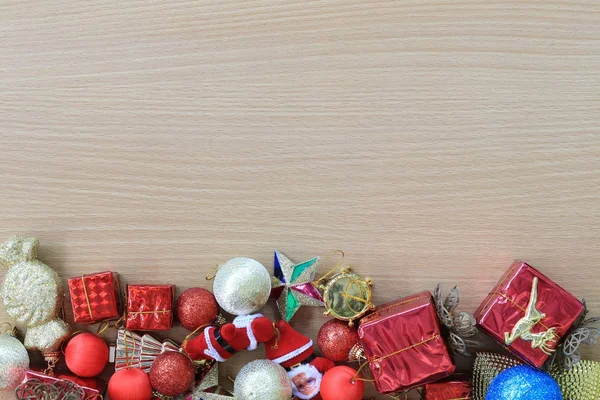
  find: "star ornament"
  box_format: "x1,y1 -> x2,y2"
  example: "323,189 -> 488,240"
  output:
270,250 -> 324,321
192,363 -> 234,400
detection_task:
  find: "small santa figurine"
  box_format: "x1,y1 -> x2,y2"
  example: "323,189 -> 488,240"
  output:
266,320 -> 335,400
183,314 -> 274,361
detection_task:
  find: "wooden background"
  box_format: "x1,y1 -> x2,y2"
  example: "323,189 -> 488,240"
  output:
1,1 -> 599,398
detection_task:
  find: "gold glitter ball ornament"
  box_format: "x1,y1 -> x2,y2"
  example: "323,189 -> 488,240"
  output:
0,332 -> 30,389
24,318 -> 70,352
213,258 -> 271,316
0,237 -> 63,328
551,360 -> 600,400
234,360 -> 292,400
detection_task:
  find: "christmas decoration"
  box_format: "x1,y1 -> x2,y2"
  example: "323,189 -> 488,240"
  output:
475,261 -> 584,367
320,366 -> 364,400
0,236 -> 70,357
213,257 -> 271,316
115,329 -> 142,371
357,291 -> 455,394
191,363 -> 234,400
149,351 -> 195,396
64,332 -> 109,378
551,359 -> 600,400
108,367 -> 153,400
17,370 -> 101,398
434,284 -> 478,356
320,268 -> 374,326
233,359 -> 293,400
472,352 -> 522,400
316,319 -> 359,362
485,365 -> 561,400
424,377 -> 472,400
266,320 -> 335,400
138,333 -> 179,372
68,271 -> 121,324
0,325 -> 29,390
183,313 -> 274,362
270,251 -> 323,322
126,284 -> 175,331
176,287 -> 219,331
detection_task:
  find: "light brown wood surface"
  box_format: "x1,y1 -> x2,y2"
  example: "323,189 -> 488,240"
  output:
1,1 -> 600,399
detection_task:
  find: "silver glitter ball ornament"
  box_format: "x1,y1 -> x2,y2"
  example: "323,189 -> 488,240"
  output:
0,334 -> 30,389
213,257 -> 271,316
234,360 -> 292,400
24,318 -> 70,352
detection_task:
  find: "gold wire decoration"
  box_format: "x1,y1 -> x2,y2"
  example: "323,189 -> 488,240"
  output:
322,268 -> 375,326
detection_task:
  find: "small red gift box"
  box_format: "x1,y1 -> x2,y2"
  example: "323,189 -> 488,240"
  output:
126,284 -> 175,331
425,379 -> 471,400
358,291 -> 455,394
68,271 -> 121,324
475,261 -> 584,367
19,370 -> 103,398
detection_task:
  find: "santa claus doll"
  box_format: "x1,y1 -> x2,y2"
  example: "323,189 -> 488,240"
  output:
266,320 -> 335,400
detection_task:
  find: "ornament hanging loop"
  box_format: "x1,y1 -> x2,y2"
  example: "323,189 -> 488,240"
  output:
0,321 -> 17,336
205,263 -> 221,281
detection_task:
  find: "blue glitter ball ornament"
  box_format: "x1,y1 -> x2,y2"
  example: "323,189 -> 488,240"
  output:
485,365 -> 562,400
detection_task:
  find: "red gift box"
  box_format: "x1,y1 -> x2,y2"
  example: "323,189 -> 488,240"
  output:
126,284 -> 174,331
68,271 -> 121,324
19,370 -> 102,398
425,379 -> 471,400
475,261 -> 584,367
358,291 -> 455,394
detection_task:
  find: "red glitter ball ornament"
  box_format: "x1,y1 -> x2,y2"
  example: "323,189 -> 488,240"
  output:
108,368 -> 152,400
64,332 -> 109,378
320,366 -> 364,400
176,288 -> 219,331
317,319 -> 359,362
149,351 -> 195,396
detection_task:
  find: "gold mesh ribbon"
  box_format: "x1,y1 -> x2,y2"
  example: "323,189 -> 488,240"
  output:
472,352 -> 523,400
551,360 -> 600,400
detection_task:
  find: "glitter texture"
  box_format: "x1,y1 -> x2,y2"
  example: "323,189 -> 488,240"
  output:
24,318 -> 70,352
485,365 -> 562,400
192,363 -> 235,400
149,351 -> 195,396
213,258 -> 271,316
176,288 -> 219,331
317,319 -> 359,362
234,359 -> 293,400
551,360 -> 600,400
1,260 -> 63,327
0,334 -> 30,389
472,352 -> 523,400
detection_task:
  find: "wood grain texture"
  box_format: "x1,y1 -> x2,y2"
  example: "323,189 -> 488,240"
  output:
1,0 -> 599,398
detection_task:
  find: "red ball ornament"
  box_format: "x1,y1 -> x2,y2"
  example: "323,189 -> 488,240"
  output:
108,368 -> 153,400
176,288 -> 219,331
149,351 -> 195,396
317,319 -> 359,362
64,332 -> 109,378
320,366 -> 364,400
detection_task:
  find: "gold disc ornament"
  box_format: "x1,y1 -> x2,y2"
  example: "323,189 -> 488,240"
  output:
321,268 -> 374,326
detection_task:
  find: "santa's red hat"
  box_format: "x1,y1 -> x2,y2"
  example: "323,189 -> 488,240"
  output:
266,320 -> 315,368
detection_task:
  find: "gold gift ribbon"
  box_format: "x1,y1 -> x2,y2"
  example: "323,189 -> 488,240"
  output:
81,275 -> 95,322
129,310 -> 171,314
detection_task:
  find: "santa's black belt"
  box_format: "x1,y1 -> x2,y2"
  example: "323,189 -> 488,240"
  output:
285,354 -> 316,371
214,329 -> 237,355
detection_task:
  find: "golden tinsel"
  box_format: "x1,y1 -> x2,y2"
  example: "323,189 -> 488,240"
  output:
472,352 -> 522,400
551,360 -> 600,400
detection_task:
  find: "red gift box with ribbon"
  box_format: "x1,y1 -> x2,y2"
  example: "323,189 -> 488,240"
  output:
68,271 -> 121,324
358,291 -> 455,394
474,261 -> 584,367
125,284 -> 175,331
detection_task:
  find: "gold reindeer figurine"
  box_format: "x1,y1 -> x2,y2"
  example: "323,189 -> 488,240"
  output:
504,277 -> 558,355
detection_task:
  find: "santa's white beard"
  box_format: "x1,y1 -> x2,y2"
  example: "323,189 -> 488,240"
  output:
288,363 -> 322,400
